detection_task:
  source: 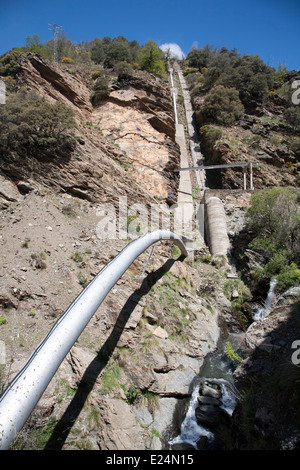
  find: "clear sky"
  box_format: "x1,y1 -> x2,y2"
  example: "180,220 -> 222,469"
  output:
0,0 -> 299,70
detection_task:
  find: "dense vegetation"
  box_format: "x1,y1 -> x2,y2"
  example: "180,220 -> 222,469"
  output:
0,33 -> 171,162
0,33 -> 167,78
0,90 -> 77,158
184,45 -> 300,131
245,187 -> 300,291
198,84 -> 244,125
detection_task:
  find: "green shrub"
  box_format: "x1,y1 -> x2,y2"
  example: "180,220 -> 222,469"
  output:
199,85 -> 244,125
70,251 -> 85,267
254,256 -> 300,292
187,48 -> 211,70
284,106 -> 300,134
200,125 -> 223,144
225,341 -> 243,367
246,187 -> 300,291
90,75 -> 110,105
126,385 -> 140,404
290,138 -> 300,161
91,70 -> 102,80
246,188 -> 300,258
205,52 -> 275,96
183,67 -> 199,75
0,91 -> 76,157
114,61 -> 133,78
90,36 -> 140,68
137,40 -> 166,75
0,48 -> 23,77
104,42 -> 132,68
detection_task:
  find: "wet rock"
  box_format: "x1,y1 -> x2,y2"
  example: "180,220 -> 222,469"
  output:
197,395 -> 220,406
195,379 -> 233,433
195,403 -> 230,428
149,368 -> 193,397
200,381 -> 222,399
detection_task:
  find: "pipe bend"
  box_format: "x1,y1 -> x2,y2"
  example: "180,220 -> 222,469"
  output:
0,230 -> 187,449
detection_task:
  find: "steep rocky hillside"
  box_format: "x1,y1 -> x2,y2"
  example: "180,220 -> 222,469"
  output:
184,61 -> 299,191
0,52 -> 299,451
1,53 -> 178,207
0,53 -> 233,450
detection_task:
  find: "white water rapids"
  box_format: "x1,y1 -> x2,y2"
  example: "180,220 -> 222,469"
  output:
169,383 -> 214,449
169,378 -> 237,449
253,278 -> 278,321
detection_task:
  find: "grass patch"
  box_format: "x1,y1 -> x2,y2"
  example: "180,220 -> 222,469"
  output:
99,363 -> 122,394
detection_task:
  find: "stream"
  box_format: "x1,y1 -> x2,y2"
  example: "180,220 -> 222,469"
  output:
253,277 -> 277,321
167,332 -> 243,450
167,278 -> 280,450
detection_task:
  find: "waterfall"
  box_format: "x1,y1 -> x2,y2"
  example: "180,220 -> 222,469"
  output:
169,382 -> 214,449
219,380 -> 237,416
253,277 -> 278,321
168,332 -> 242,450
169,378 -> 237,450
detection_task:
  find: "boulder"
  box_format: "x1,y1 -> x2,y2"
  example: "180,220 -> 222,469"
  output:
195,379 -> 233,432
195,403 -> 230,429
96,397 -> 145,450
0,174 -> 21,202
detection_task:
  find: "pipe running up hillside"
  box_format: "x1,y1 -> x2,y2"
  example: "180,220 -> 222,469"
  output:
205,196 -> 230,258
0,230 -> 187,450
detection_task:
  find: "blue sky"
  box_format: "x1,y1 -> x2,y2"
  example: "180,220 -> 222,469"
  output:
0,0 -> 299,69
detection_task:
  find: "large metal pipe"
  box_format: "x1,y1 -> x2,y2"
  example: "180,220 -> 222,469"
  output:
205,197 -> 230,257
0,230 -> 187,450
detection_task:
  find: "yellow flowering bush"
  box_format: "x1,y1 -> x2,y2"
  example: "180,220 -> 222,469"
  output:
61,57 -> 74,64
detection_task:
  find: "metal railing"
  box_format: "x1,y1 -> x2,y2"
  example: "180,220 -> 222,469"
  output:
0,230 -> 187,450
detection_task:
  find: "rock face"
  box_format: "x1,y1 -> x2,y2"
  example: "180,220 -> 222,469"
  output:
232,300 -> 300,449
92,75 -> 179,200
1,54 -> 179,209
0,54 -> 229,450
194,91 -> 298,191
17,53 -> 92,117
0,209 -> 223,450
96,398 -> 146,450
